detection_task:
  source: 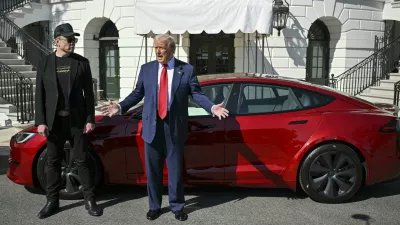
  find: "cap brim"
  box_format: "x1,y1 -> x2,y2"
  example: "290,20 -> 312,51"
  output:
60,32 -> 80,37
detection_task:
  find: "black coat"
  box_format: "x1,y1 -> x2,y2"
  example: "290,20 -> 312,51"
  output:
34,52 -> 95,131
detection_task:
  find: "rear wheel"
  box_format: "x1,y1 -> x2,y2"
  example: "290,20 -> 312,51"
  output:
36,147 -> 103,200
299,143 -> 363,203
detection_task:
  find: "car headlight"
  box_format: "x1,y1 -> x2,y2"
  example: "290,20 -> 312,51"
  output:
13,132 -> 36,144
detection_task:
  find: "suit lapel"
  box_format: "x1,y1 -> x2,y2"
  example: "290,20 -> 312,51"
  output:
69,54 -> 78,97
170,59 -> 184,107
47,53 -> 57,89
152,61 -> 159,100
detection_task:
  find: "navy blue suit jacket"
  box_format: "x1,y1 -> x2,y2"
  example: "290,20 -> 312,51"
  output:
119,59 -> 214,144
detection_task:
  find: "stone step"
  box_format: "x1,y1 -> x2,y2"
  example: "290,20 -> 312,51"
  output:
13,7 -> 34,14
7,11 -> 24,18
378,80 -> 397,89
6,112 -> 34,124
0,42 -> 6,48
0,84 -> 37,93
0,104 -> 14,114
0,53 -> 20,59
0,59 -> 26,65
389,73 -> 400,81
0,77 -> 36,85
27,2 -> 43,9
7,65 -> 33,72
0,93 -> 36,104
368,86 -> 395,96
359,93 -> 394,104
0,47 -> 11,53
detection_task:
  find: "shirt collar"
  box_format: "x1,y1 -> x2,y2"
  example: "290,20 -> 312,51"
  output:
158,56 -> 175,69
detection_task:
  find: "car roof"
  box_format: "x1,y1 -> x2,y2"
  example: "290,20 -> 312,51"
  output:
198,72 -> 325,89
198,73 -> 382,109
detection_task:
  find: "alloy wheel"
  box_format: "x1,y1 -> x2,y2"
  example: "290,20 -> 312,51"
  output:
308,151 -> 358,198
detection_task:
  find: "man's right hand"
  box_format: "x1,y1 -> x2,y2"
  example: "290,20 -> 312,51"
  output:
100,101 -> 120,117
37,125 -> 48,137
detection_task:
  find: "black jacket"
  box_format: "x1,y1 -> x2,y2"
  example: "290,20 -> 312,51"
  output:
34,52 -> 95,130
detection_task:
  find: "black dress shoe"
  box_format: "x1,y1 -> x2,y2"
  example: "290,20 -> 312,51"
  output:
84,198 -> 103,216
173,210 -> 188,221
37,200 -> 59,219
146,209 -> 162,220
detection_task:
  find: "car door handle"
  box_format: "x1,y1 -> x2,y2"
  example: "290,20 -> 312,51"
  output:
288,120 -> 308,125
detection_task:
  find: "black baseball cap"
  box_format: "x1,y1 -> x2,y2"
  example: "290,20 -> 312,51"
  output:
53,23 -> 80,38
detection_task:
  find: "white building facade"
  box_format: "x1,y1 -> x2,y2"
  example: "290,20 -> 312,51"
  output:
18,0 -> 400,102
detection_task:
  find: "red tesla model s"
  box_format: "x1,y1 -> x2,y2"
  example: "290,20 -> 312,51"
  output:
7,73 -> 400,204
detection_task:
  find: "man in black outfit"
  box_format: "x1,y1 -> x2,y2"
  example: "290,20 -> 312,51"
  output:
35,23 -> 102,219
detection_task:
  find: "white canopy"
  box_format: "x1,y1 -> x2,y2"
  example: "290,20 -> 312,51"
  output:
133,0 -> 273,34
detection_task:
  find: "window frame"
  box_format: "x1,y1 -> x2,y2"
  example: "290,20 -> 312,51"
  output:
187,82 -> 235,118
236,82 -> 334,116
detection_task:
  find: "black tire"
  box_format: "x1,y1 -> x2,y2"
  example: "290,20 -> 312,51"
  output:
299,143 -> 363,204
36,147 -> 103,200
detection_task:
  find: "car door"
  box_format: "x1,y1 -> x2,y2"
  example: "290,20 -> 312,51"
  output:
224,82 -> 326,186
90,115 -> 132,183
183,82 -> 234,184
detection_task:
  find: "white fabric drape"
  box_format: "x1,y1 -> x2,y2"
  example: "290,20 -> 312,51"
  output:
134,0 -> 273,34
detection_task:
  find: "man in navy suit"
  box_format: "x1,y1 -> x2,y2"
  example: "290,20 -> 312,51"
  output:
102,34 -> 229,221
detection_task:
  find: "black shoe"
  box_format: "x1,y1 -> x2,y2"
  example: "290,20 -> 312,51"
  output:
84,198 -> 103,216
146,209 -> 162,220
37,200 -> 59,219
173,210 -> 188,221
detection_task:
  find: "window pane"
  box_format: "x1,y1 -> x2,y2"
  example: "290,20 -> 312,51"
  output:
188,83 -> 233,117
292,87 -> 335,108
239,84 -> 299,114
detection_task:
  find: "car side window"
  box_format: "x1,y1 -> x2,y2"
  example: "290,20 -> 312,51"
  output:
188,83 -> 233,117
238,84 -> 300,114
291,87 -> 335,108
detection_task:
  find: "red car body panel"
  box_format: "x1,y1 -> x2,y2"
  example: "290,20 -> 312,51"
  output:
7,75 -> 400,192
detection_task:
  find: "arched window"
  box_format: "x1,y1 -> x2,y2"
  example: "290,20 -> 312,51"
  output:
306,19 -> 330,85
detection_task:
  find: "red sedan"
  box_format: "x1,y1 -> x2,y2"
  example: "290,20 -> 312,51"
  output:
7,73 -> 400,204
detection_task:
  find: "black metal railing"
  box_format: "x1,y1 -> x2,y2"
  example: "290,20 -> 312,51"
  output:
0,62 -> 34,123
0,10 -> 53,70
0,0 -> 40,14
328,35 -> 400,96
394,81 -> 400,106
0,4 -> 53,124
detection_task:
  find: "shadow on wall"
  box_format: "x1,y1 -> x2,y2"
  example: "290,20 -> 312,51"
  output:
244,34 -> 279,75
282,12 -> 342,78
282,13 -> 307,67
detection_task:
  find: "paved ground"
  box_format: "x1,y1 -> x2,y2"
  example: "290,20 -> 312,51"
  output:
1,165 -> 400,225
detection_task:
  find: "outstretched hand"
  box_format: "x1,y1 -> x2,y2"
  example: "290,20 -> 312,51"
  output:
212,102 -> 229,120
100,101 -> 120,117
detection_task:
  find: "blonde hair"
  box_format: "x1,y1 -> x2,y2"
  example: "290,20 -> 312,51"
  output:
154,34 -> 176,53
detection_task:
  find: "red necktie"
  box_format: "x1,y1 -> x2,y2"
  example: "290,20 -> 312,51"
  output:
158,64 -> 168,119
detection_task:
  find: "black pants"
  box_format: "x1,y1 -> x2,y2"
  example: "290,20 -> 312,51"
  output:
45,115 -> 94,201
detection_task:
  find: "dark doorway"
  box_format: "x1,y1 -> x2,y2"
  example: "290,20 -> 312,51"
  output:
99,20 -> 120,100
306,19 -> 330,85
189,31 -> 235,75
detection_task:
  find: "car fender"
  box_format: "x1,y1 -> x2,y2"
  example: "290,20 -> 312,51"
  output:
279,124 -> 372,190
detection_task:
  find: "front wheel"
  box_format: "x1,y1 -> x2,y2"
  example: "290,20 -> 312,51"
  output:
299,143 -> 364,204
36,147 -> 103,200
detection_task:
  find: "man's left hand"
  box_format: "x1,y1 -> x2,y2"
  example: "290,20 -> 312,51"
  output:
212,103 -> 229,120
84,123 -> 95,133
